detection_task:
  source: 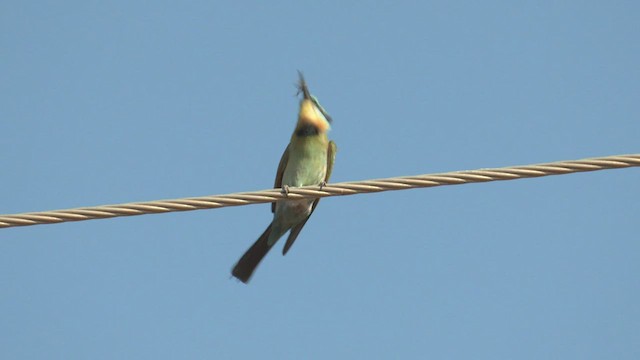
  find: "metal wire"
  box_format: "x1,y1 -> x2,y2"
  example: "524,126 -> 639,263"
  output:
1,153 -> 638,229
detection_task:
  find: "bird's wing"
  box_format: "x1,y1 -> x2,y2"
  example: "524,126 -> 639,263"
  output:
272,144 -> 290,213
324,140 -> 337,183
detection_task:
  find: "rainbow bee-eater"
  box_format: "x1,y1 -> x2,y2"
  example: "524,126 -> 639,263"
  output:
232,73 -> 337,283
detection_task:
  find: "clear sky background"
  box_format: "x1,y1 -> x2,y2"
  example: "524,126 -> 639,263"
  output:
2,1 -> 639,359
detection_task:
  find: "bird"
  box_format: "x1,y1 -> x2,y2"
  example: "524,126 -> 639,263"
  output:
231,72 -> 337,283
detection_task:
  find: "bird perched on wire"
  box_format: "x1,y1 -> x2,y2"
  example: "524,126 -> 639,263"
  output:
232,72 -> 337,283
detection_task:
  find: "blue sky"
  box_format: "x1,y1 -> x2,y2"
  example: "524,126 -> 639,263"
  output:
2,1 -> 639,359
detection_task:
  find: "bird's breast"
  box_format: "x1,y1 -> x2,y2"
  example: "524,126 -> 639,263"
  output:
281,144 -> 327,187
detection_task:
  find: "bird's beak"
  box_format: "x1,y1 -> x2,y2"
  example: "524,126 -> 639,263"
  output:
297,71 -> 312,100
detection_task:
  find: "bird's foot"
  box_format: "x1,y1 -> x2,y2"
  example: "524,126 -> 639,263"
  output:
281,185 -> 290,196
319,181 -> 327,190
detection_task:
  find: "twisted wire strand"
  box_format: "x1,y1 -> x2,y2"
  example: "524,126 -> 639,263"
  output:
1,154 -> 638,229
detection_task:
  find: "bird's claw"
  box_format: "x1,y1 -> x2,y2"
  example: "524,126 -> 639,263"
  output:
281,185 -> 290,196
319,181 -> 327,190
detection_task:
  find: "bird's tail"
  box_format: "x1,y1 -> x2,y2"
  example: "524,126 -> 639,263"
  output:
232,224 -> 274,283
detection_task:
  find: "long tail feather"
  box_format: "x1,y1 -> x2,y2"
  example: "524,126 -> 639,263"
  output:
232,224 -> 274,283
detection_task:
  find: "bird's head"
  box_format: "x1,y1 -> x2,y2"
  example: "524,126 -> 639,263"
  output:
295,71 -> 332,134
